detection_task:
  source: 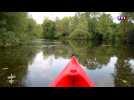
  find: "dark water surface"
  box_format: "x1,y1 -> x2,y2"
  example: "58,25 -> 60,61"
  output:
0,39 -> 134,87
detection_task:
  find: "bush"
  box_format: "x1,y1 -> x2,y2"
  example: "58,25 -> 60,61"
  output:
0,31 -> 19,47
69,29 -> 90,39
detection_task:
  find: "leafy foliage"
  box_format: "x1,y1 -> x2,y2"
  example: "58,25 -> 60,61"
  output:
1,12 -> 134,47
42,18 -> 56,39
0,12 -> 43,47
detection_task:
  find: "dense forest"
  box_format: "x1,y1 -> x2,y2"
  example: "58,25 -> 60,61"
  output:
0,12 -> 134,47
0,12 -> 42,47
42,12 -> 134,44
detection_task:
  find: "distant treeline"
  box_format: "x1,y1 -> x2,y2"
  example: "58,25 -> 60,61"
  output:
0,12 -> 134,47
42,12 -> 134,44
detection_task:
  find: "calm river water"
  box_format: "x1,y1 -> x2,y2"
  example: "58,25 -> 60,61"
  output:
0,39 -> 134,87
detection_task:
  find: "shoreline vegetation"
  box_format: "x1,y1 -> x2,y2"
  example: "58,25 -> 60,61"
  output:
0,12 -> 42,47
0,12 -> 134,47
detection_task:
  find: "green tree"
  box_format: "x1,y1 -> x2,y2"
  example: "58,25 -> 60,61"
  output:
0,12 -> 42,47
119,12 -> 134,43
84,12 -> 101,40
69,13 -> 90,39
0,12 -> 28,46
25,17 -> 43,40
69,14 -> 80,33
96,13 -> 114,41
55,17 -> 71,38
42,18 -> 56,39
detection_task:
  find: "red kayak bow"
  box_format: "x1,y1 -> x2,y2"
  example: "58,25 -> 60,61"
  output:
49,56 -> 95,87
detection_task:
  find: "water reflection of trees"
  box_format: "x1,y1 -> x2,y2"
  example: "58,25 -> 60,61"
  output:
68,40 -> 119,68
42,40 -> 119,69
0,45 -> 40,87
114,63 -> 134,87
42,40 -> 134,67
113,45 -> 134,87
68,40 -> 134,86
42,42 -> 73,59
2,39 -> 134,87
41,40 -> 134,87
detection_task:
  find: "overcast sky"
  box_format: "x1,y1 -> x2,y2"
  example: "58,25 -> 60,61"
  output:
28,12 -> 120,24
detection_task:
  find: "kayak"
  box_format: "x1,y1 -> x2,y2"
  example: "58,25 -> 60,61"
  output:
49,56 -> 96,87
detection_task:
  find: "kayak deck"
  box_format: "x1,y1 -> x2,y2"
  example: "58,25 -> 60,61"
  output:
49,56 -> 95,87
